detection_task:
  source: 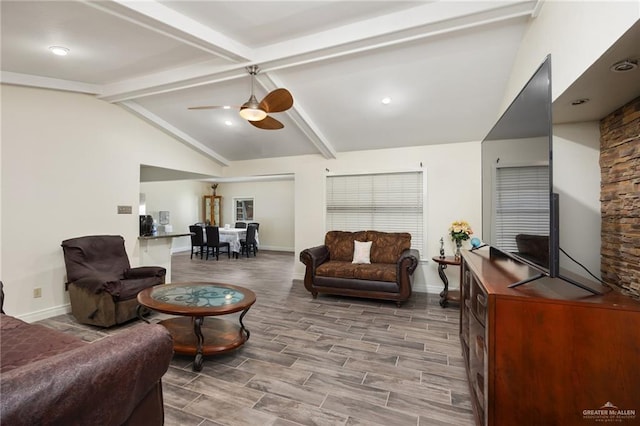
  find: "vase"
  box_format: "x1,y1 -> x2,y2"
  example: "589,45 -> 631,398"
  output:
454,240 -> 462,260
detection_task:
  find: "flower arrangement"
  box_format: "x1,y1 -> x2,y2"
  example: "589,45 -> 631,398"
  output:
449,220 -> 473,243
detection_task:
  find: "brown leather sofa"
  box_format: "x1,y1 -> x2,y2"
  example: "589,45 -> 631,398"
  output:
0,281 -> 173,426
300,230 -> 419,306
61,235 -> 166,327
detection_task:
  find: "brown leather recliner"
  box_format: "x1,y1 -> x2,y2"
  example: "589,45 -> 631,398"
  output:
61,235 -> 166,327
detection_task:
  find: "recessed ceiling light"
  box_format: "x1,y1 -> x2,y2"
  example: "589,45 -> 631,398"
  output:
610,59 -> 638,73
48,46 -> 69,56
224,120 -> 233,126
381,97 -> 392,105
223,106 -> 231,109
571,98 -> 590,106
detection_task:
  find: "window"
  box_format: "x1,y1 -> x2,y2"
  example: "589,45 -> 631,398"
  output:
326,171 -> 424,256
234,197 -> 254,221
494,165 -> 549,252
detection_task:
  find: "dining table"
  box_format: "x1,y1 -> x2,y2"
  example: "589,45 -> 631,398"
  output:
218,227 -> 259,255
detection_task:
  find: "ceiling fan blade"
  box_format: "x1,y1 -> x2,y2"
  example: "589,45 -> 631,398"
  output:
259,88 -> 293,113
249,115 -> 284,130
188,105 -> 240,110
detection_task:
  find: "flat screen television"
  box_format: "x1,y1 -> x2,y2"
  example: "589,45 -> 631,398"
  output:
480,55 -> 598,294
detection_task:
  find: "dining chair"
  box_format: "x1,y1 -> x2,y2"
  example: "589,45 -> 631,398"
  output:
240,224 -> 258,257
189,225 -> 205,259
248,222 -> 260,251
235,222 -> 247,229
204,226 -> 231,260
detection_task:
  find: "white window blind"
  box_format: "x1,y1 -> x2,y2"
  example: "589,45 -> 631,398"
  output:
326,171 -> 424,256
495,165 -> 549,252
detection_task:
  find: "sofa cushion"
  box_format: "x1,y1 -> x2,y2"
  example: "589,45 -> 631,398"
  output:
325,231 -> 366,262
316,261 -> 397,283
354,263 -> 396,282
0,314 -> 86,374
316,261 -> 357,279
367,231 -> 411,264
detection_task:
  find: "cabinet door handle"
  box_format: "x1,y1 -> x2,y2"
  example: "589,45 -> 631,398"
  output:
477,293 -> 486,307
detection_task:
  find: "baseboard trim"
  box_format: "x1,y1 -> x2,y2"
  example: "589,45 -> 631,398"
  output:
172,245 -> 191,254
17,303 -> 71,323
172,245 -> 294,254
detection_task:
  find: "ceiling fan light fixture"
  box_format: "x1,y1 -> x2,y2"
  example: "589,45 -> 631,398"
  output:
240,107 -> 267,121
239,94 -> 267,121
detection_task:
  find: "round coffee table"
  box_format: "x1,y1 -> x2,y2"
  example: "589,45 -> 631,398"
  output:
137,282 -> 256,371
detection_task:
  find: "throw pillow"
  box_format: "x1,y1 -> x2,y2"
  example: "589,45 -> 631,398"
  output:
352,240 -> 372,264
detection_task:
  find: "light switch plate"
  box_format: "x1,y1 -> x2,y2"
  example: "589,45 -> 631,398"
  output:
117,205 -> 133,214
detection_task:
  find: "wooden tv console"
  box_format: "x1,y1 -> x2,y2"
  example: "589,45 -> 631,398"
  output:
460,249 -> 640,425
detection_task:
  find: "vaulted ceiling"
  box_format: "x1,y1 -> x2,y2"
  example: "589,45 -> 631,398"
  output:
2,1 -> 638,168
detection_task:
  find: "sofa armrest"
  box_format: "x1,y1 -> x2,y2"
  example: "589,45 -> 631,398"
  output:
398,248 -> 419,275
395,249 -> 419,301
300,245 -> 330,271
300,245 -> 329,295
0,323 -> 173,426
125,266 -> 167,280
72,273 -> 123,296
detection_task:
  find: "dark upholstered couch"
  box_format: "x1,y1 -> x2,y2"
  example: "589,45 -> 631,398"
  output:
300,231 -> 419,306
0,283 -> 174,426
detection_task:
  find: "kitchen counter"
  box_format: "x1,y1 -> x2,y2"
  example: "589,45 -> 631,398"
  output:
138,232 -> 191,282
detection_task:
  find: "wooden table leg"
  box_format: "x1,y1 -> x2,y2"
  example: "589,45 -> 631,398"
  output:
239,307 -> 251,340
437,263 -> 449,307
193,316 -> 204,371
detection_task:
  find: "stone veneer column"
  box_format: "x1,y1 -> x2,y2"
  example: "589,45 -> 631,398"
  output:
600,96 -> 640,298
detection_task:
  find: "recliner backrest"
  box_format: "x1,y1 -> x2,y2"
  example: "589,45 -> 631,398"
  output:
61,235 -> 131,282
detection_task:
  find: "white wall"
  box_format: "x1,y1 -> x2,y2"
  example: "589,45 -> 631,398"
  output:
504,1 -> 640,109
140,180 -> 211,252
1,85 -> 222,320
553,121 -> 602,278
217,180 -> 295,252
222,142 -> 482,294
138,178 -> 296,253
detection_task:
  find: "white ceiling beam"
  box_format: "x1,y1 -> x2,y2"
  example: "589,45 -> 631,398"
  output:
0,71 -> 101,94
119,101 -> 230,167
84,0 -> 253,62
204,174 -> 295,184
257,73 -> 337,160
254,1 -> 535,65
99,63 -> 249,103
96,1 -> 536,103
531,0 -> 545,18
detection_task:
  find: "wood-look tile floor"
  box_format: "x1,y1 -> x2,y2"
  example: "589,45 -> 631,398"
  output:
38,250 -> 474,426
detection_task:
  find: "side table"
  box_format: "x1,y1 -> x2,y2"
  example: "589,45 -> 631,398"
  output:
431,256 -> 461,307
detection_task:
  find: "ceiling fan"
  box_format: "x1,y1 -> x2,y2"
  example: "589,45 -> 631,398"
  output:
188,65 -> 293,130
